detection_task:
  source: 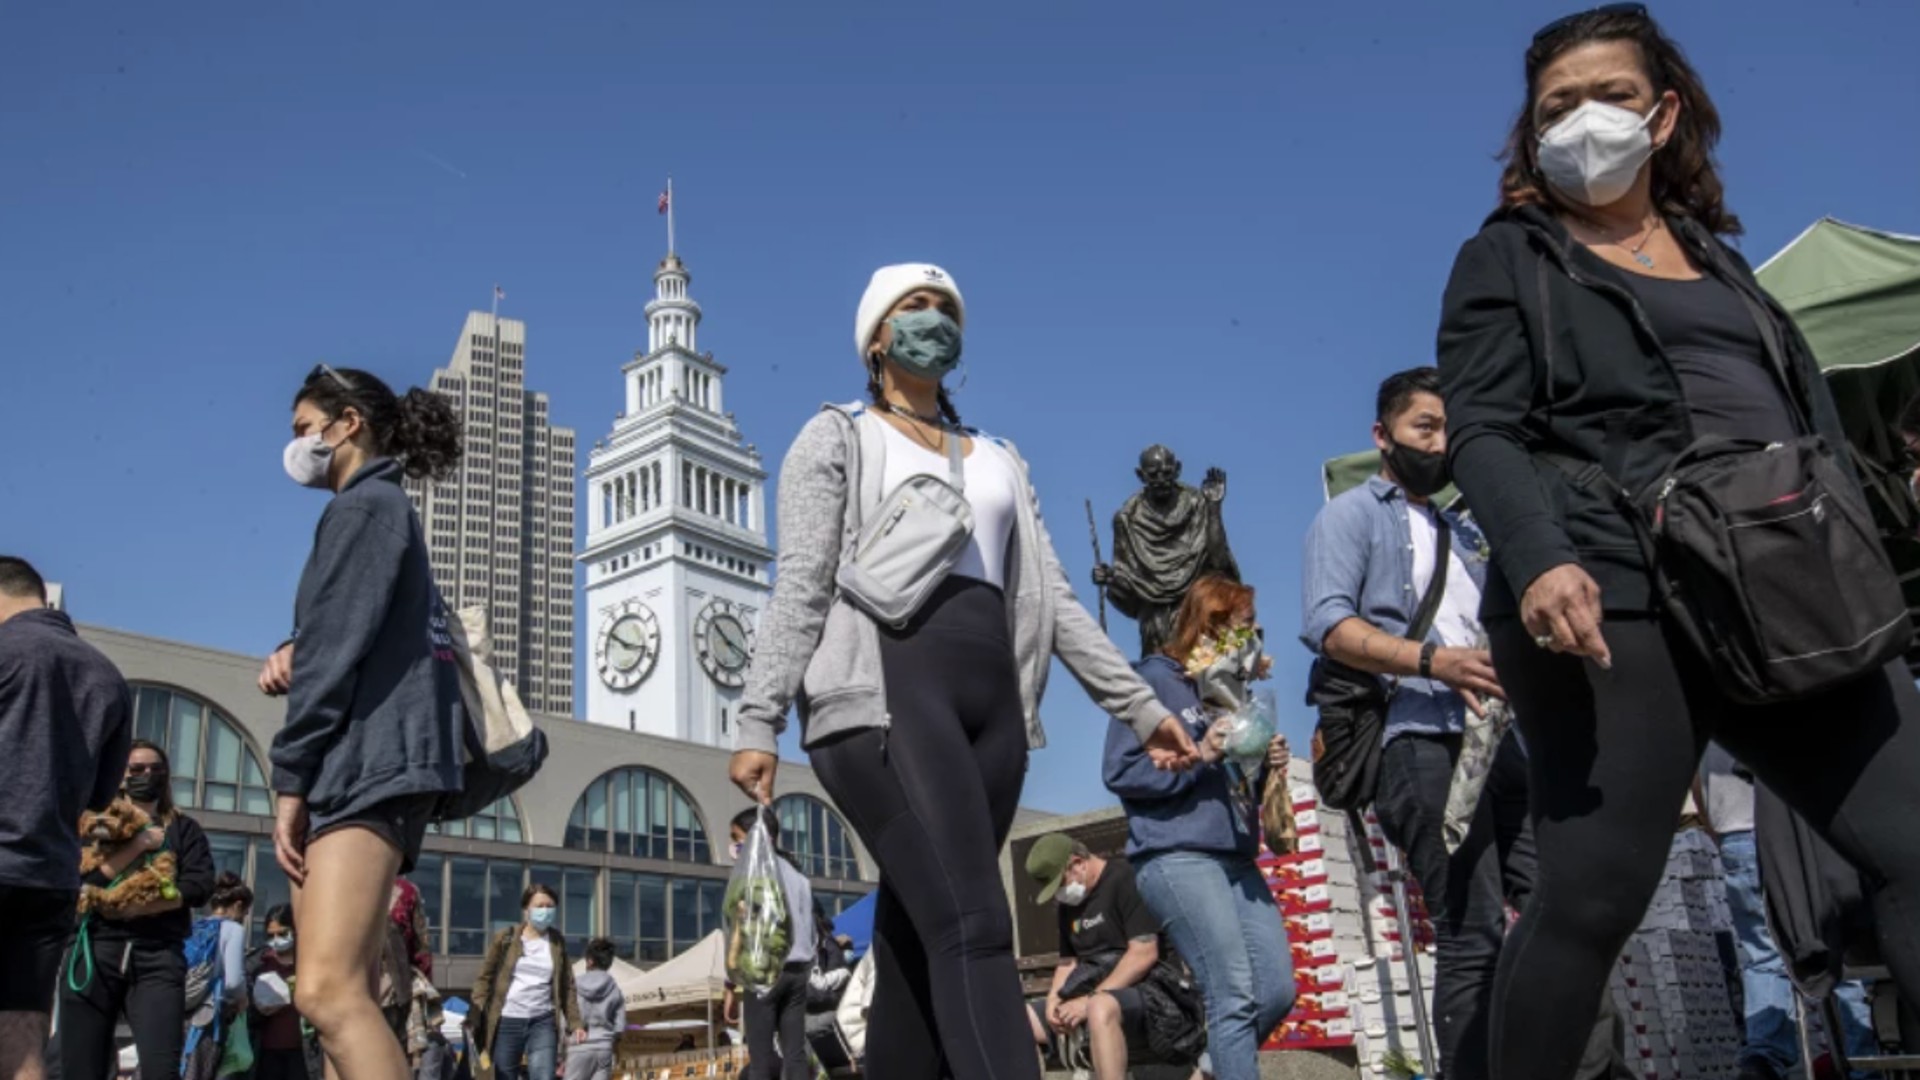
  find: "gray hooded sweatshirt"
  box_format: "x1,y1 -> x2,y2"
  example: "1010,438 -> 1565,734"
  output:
573,969 -> 625,1049
736,404 -> 1169,756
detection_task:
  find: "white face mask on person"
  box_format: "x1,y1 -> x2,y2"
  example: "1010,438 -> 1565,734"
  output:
1056,880 -> 1088,906
1537,100 -> 1663,207
282,419 -> 341,489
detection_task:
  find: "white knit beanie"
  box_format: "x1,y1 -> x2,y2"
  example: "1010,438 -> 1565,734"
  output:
854,263 -> 965,360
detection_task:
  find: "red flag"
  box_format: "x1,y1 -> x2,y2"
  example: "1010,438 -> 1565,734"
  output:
657,189 -> 670,215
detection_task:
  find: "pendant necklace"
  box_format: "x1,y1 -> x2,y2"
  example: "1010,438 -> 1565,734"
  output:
1623,217 -> 1661,269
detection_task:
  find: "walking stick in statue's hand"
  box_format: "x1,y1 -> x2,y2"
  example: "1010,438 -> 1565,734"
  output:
1085,498 -> 1109,632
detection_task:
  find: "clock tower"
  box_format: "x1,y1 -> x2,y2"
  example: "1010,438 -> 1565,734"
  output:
578,243 -> 773,747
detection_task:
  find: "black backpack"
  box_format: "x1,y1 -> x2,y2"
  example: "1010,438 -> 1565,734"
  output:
1549,435 -> 1910,703
1307,514 -> 1452,812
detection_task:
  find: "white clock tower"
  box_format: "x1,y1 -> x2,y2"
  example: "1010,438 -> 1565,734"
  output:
579,243 -> 774,747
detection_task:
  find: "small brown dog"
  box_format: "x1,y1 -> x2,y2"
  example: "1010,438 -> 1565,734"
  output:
77,799 -> 179,916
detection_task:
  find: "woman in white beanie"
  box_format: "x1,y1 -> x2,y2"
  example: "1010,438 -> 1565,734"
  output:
730,263 -> 1199,1080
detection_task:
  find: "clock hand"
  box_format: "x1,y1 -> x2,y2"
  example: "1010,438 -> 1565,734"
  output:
720,622 -> 748,653
614,626 -> 645,650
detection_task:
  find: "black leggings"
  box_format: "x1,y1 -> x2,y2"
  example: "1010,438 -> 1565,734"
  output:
810,578 -> 1034,1080
58,934 -> 187,1080
1489,616 -> 1920,1080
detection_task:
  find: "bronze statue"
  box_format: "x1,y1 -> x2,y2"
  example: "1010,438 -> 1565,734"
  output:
1092,445 -> 1240,656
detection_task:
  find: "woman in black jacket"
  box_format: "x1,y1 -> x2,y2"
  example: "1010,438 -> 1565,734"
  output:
59,739 -> 216,1080
1437,7 -> 1920,1078
258,364 -> 467,1080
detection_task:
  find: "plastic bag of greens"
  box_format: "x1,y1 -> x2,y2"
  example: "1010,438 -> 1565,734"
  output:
723,807 -> 792,992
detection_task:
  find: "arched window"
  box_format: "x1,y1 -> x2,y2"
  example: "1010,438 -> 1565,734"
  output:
774,794 -> 862,881
567,768 -> 711,863
429,796 -> 524,842
129,685 -> 272,815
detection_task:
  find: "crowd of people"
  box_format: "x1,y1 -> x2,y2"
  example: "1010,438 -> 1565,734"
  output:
4,5 -> 1919,1080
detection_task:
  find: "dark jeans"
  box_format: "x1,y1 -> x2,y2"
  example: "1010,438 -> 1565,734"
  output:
1376,731 -> 1531,1080
58,934 -> 187,1080
809,579 -> 1035,1080
490,1014 -> 556,1080
1489,616 -> 1920,1080
745,963 -> 810,1080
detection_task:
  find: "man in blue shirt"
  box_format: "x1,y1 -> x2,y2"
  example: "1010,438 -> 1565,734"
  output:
1299,368 -> 1531,1080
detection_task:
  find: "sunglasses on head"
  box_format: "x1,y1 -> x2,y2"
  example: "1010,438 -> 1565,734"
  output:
307,363 -> 356,393
1533,2 -> 1649,44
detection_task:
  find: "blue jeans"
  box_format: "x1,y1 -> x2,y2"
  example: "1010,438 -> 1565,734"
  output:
1134,851 -> 1296,1080
1721,830 -> 1880,1078
491,1013 -> 557,1080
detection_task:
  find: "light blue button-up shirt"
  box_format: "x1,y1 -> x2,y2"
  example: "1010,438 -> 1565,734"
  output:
1300,474 -> 1490,744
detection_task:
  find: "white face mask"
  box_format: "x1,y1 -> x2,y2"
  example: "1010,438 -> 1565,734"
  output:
1056,880 -> 1088,907
1537,100 -> 1663,207
282,423 -> 339,489
269,934 -> 294,953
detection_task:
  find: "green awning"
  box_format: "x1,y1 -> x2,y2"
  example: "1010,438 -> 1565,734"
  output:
1757,217 -> 1920,374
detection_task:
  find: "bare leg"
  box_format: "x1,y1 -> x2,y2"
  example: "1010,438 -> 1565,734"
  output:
292,827 -> 406,1080
0,1013 -> 48,1080
1086,994 -> 1129,1080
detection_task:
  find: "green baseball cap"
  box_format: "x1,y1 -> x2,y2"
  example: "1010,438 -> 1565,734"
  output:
1025,833 -> 1077,905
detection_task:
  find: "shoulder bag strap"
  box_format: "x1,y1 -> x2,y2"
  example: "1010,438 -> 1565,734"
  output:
944,424 -> 967,493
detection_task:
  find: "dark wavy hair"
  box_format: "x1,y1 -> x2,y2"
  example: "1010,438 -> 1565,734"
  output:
210,871 -> 254,914
1498,6 -> 1741,237
293,366 -> 464,482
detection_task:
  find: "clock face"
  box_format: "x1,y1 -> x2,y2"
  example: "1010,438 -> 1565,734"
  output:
595,599 -> 661,690
695,598 -> 755,688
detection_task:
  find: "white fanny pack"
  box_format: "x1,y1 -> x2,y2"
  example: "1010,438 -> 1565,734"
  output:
834,408 -> 976,628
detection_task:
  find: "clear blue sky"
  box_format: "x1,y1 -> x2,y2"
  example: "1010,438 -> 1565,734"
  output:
4,1 -> 1916,815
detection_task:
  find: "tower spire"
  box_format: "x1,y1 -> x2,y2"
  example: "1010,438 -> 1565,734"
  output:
662,176 -> 676,256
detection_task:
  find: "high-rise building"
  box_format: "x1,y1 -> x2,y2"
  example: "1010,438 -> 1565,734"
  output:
579,249 -> 773,746
407,312 -> 577,715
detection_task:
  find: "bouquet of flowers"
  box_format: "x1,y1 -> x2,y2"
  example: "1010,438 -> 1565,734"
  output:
1186,627 -> 1282,829
1184,625 -> 1272,714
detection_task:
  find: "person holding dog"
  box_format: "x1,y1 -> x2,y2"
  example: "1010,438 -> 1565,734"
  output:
58,739 -> 216,1080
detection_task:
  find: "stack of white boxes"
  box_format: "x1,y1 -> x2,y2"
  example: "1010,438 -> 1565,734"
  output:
1607,829 -> 1742,1079
1259,762 -> 1442,1074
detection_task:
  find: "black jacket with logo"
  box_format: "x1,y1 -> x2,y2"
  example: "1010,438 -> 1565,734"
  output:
1437,203 -> 1850,619
270,458 -> 465,830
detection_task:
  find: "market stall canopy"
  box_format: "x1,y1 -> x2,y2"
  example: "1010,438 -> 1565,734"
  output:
832,891 -> 876,958
1758,218 -> 1920,375
620,930 -> 728,1019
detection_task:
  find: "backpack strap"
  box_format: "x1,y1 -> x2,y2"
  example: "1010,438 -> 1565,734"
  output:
1407,513 -> 1452,645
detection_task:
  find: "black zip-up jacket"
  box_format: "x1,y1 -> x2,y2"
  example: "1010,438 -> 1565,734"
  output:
270,458 -> 465,831
1437,203 -> 1850,619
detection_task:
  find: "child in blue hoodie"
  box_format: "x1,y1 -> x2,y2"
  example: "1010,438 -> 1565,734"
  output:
1105,576 -> 1294,1080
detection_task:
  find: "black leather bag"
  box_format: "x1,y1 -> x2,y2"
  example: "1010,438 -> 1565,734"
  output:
1308,515 -> 1451,812
1550,436 -> 1910,704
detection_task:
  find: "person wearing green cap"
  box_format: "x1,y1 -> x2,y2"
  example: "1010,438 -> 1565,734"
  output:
1023,835 -> 1178,1080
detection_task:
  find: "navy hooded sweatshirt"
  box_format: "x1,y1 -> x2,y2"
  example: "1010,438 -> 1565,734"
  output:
0,608 -> 133,890
270,458 -> 465,831
1104,654 -> 1265,861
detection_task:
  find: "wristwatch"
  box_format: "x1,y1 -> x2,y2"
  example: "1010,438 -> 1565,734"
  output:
1418,641 -> 1437,680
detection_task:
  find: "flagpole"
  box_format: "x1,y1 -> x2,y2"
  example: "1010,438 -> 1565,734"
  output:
490,285 -> 499,323
666,175 -> 676,255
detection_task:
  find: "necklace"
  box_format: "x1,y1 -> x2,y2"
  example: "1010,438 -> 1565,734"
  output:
1622,216 -> 1661,268
879,400 -> 948,429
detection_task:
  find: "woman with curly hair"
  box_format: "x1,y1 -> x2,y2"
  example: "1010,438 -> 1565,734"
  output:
258,363 -> 467,1080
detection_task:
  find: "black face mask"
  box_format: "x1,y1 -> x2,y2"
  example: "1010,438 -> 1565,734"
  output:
124,773 -> 168,804
1384,441 -> 1451,499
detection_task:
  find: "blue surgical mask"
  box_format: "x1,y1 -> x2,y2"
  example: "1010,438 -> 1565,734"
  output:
883,309 -> 963,380
528,907 -> 556,931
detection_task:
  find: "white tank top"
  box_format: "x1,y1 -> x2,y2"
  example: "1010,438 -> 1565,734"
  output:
878,421 -> 1020,589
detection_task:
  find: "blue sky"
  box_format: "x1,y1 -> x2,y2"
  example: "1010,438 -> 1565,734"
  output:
4,1 -> 1916,815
